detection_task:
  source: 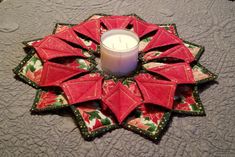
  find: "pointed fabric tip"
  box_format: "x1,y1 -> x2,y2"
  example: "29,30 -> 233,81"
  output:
157,44 -> 195,63
132,18 -> 159,38
145,62 -> 196,84
102,82 -> 142,124
33,36 -> 86,61
100,16 -> 132,29
145,44 -> 195,63
32,90 -> 68,111
61,73 -> 103,105
54,28 -> 88,50
73,19 -> 100,43
135,74 -> 176,109
173,85 -> 205,115
143,28 -> 182,52
31,39 -> 43,47
39,62 -> 87,87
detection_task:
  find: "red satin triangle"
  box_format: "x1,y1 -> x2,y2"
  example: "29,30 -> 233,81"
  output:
125,81 -> 143,99
32,39 -> 43,47
61,73 -> 103,105
143,28 -> 182,52
144,44 -> 195,63
102,82 -> 142,124
146,63 -> 196,84
39,62 -> 87,87
132,18 -> 158,38
100,16 -> 132,29
33,36 -> 86,61
102,79 -> 117,110
73,19 -> 100,43
135,74 -> 176,109
157,44 -> 195,63
54,28 -> 88,50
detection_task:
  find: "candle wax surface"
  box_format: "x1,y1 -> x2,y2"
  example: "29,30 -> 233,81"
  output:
102,34 -> 138,51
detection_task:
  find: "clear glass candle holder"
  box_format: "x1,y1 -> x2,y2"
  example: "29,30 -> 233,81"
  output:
100,29 -> 140,77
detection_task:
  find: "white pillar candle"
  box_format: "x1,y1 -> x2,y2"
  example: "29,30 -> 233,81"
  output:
100,29 -> 139,77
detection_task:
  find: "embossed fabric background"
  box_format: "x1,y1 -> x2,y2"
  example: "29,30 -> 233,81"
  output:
0,0 -> 234,156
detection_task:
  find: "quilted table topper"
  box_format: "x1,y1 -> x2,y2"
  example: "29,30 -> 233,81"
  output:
13,14 -> 217,142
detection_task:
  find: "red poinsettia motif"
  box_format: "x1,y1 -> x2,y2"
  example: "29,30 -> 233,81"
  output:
14,14 -> 217,142
36,91 -> 58,109
25,69 -> 42,83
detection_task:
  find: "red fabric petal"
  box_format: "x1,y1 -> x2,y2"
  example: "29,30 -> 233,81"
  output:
100,16 -> 132,29
31,37 -> 46,47
102,79 -> 117,110
82,112 -> 90,123
132,18 -> 158,38
73,19 -> 100,43
54,28 -> 88,50
144,44 -> 195,63
135,73 -> 176,109
39,62 -> 87,87
102,82 -> 142,124
37,91 -> 58,109
93,119 -> 103,129
143,28 -> 182,52
145,63 -> 196,84
157,44 -> 195,63
33,36 -> 86,61
61,73 -> 103,105
125,81 -> 142,99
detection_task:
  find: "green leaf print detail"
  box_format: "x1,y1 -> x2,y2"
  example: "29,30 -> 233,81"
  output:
164,26 -> 170,30
31,56 -> 38,64
122,80 -> 129,86
101,118 -> 111,125
155,52 -> 160,56
146,123 -> 157,132
57,98 -> 64,104
77,59 -> 89,70
78,64 -> 87,70
144,117 -> 150,120
190,104 -> 199,111
83,39 -> 91,46
142,37 -> 151,42
188,44 -> 195,49
53,101 -> 63,107
28,64 -> 36,72
87,111 -> 101,121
